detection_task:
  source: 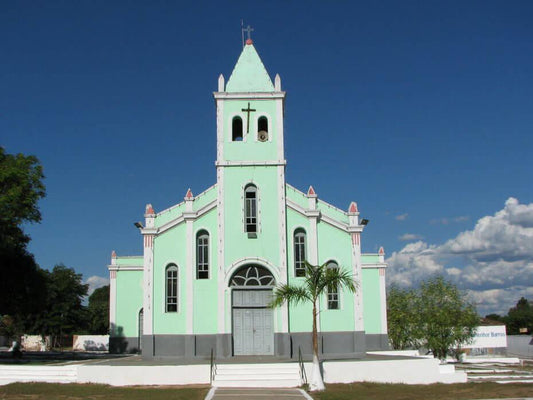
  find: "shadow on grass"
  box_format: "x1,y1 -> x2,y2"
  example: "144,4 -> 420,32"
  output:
0,382 -> 209,400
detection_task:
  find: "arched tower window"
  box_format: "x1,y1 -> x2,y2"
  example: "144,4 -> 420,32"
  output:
294,229 -> 306,277
232,116 -> 243,141
196,230 -> 209,279
244,184 -> 258,234
166,264 -> 178,312
326,260 -> 339,310
257,116 -> 268,141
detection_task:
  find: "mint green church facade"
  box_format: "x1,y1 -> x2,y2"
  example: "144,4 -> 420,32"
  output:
108,40 -> 388,359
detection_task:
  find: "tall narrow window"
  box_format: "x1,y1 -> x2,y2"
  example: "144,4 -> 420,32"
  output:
196,230 -> 209,279
257,116 -> 268,141
232,116 -> 243,141
326,261 -> 339,310
294,229 -> 306,277
245,184 -> 257,234
166,264 -> 178,312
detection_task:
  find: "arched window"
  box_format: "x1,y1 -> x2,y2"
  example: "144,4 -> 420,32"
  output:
244,184 -> 258,234
294,229 -> 306,277
230,265 -> 275,287
166,264 -> 178,312
257,116 -> 268,141
232,116 -> 243,141
196,230 -> 209,279
326,260 -> 339,310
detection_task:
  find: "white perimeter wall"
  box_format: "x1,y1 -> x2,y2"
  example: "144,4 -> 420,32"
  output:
77,365 -> 211,386
315,357 -> 466,384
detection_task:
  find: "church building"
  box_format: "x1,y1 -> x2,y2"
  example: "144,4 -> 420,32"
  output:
108,39 -> 388,359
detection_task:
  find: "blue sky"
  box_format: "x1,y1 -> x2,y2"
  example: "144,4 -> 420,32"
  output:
2,1 -> 532,316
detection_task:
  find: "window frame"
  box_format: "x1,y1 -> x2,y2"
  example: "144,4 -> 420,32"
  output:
165,264 -> 179,312
326,260 -> 340,310
293,228 -> 306,277
196,230 -> 209,279
244,184 -> 258,235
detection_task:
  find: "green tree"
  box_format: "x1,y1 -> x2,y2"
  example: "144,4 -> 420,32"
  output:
417,276 -> 479,360
0,147 -> 45,229
387,276 -> 478,361
505,297 -> 533,335
88,285 -> 110,334
269,261 -> 357,391
387,285 -> 421,350
31,265 -> 89,347
0,147 -> 47,328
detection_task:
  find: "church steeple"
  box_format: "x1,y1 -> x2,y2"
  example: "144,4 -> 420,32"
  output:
213,40 -> 285,165
225,41 -> 275,93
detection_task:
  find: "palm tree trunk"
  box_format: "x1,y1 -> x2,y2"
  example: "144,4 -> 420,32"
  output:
310,299 -> 325,391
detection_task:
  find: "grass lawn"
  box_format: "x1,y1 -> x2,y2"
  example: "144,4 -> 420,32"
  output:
0,382 -> 210,400
313,382 -> 533,400
2,382 -> 533,399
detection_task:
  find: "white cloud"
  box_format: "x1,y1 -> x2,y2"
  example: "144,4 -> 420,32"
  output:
395,213 -> 408,221
430,216 -> 470,225
386,198 -> 533,316
398,233 -> 423,241
454,216 -> 470,222
85,275 -> 109,295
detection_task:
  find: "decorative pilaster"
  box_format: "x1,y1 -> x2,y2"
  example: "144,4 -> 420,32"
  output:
184,189 -> 195,334
109,251 -> 117,335
378,247 -> 388,334
277,165 -> 288,332
142,204 -> 155,340
306,186 -> 319,265
348,201 -> 364,332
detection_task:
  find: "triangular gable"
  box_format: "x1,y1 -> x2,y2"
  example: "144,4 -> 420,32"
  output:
226,43 -> 275,92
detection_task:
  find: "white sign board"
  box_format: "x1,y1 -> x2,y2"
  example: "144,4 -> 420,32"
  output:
73,335 -> 109,351
462,325 -> 507,349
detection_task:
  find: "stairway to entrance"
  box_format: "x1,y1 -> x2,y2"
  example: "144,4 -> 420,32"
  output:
212,362 -> 301,388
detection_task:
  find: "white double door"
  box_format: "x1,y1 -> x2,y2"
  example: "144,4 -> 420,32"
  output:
232,289 -> 274,355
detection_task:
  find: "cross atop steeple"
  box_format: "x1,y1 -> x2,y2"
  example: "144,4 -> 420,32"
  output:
241,22 -> 254,47
243,25 -> 254,40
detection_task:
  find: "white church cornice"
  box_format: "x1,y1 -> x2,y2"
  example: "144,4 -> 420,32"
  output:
142,199 -> 217,236
108,265 -> 144,271
213,91 -> 286,100
155,183 -> 217,218
215,160 -> 287,167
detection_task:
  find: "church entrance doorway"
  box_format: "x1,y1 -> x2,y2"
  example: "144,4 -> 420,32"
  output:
230,265 -> 275,356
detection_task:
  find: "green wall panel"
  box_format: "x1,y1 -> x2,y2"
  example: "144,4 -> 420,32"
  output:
115,270 -> 143,337
362,268 -> 382,334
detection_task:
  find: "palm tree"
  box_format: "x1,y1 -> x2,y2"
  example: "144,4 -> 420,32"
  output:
269,261 -> 357,391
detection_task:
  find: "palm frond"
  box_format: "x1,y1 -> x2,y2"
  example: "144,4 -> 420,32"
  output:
269,284 -> 311,308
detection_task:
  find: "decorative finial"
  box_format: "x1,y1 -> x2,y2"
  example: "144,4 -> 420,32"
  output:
145,204 -> 155,215
111,250 -> 117,259
348,202 -> 358,213
307,186 -> 316,196
185,188 -> 194,200
378,246 -> 385,256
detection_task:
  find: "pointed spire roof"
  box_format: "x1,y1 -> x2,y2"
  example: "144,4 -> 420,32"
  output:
226,42 -> 275,92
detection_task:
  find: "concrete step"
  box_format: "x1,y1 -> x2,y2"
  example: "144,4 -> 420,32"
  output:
0,365 -> 78,385
212,363 -> 301,388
